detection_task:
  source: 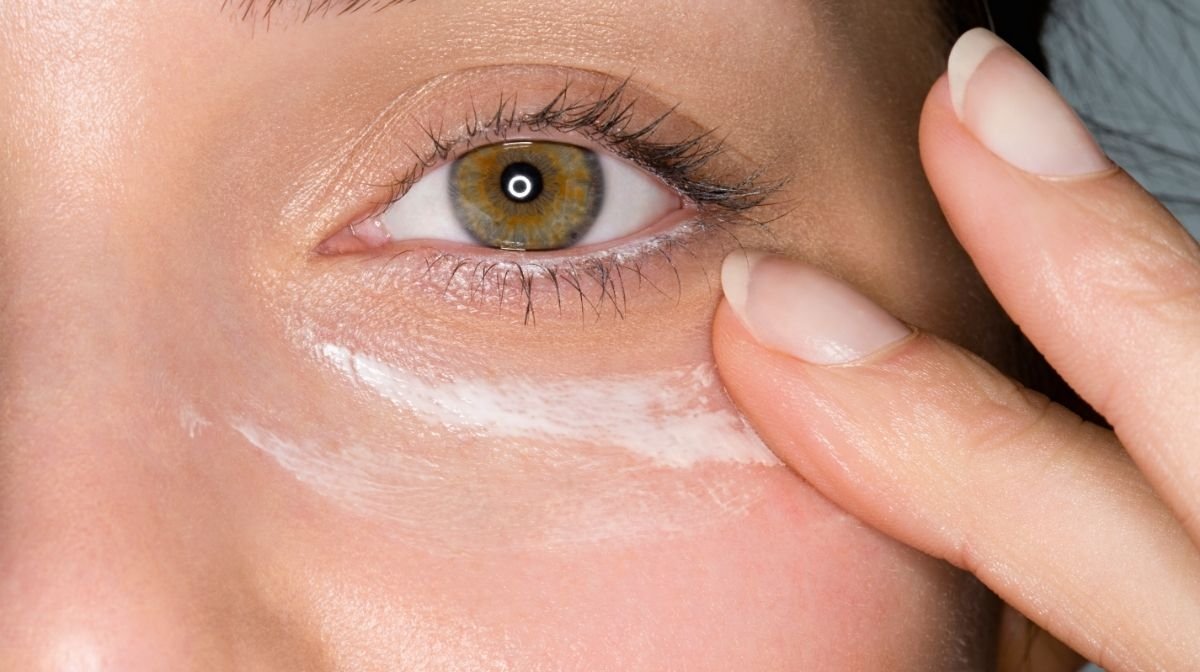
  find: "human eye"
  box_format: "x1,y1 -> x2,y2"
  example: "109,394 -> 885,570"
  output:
366,139 -> 681,252
249,68 -> 790,553
311,74 -> 780,325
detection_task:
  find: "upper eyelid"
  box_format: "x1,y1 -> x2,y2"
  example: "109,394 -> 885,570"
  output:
367,77 -> 785,220
297,65 -> 790,252
300,68 -> 794,325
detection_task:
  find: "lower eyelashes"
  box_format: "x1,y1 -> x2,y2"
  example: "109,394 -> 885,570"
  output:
363,216 -> 746,327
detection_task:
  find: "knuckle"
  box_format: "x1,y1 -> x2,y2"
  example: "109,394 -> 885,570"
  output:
961,374 -> 1096,492
963,373 -> 1059,455
1078,208 -> 1200,324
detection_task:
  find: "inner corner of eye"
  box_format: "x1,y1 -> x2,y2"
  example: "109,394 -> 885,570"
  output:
316,214 -> 393,256
325,139 -> 686,255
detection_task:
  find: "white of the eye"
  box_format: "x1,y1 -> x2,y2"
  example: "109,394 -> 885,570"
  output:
573,153 -> 679,246
506,175 -> 534,200
377,160 -> 474,244
378,149 -> 680,248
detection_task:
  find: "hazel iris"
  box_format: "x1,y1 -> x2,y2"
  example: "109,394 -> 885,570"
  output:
449,141 -> 604,251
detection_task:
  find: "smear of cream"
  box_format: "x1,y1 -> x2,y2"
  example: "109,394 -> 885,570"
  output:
178,404 -> 211,439
233,417 -> 773,552
318,343 -> 779,469
229,345 -> 780,551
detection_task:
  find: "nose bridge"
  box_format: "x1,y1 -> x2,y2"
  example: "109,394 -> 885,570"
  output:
0,420 -> 195,665
0,262 -> 206,665
0,0 -> 158,390
0,323 -> 231,668
0,1 -> 151,271
0,297 -> 222,667
0,6 -> 222,666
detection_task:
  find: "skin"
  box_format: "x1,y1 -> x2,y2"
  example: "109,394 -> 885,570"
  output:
0,1 -> 1050,669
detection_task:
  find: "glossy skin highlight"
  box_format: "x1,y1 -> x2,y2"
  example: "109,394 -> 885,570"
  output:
0,1 -> 1010,669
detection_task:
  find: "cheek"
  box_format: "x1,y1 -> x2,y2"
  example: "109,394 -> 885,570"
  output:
160,222 -> 989,669
231,418 -> 777,551
218,443 -> 985,670
223,340 -> 783,552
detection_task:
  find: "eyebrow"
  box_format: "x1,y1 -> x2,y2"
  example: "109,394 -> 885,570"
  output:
223,0 -> 415,23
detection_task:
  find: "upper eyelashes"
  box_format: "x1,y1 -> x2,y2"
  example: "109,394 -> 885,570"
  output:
309,73 -> 789,324
318,79 -> 782,257
449,79 -> 779,214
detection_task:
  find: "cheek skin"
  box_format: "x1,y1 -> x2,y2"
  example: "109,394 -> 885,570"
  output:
227,306 -> 780,552
173,292 -> 990,669
216,421 -> 985,670
155,262 -> 990,668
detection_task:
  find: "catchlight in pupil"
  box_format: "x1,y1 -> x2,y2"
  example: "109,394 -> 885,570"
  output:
500,162 -> 543,203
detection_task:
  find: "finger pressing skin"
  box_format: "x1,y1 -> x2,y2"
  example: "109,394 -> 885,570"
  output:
713,253 -> 1200,671
921,29 -> 1200,542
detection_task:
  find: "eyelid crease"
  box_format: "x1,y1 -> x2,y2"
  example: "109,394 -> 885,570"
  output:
223,0 -> 415,24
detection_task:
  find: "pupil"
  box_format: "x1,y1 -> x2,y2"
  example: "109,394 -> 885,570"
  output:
499,162 -> 543,204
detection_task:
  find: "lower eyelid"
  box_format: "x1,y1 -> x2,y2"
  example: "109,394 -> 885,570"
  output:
315,212 -> 743,327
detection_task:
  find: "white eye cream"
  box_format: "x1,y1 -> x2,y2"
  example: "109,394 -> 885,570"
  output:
318,344 -> 779,469
230,344 -> 781,552
233,415 -> 775,552
179,404 -> 211,439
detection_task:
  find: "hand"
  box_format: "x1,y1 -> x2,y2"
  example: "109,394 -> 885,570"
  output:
713,29 -> 1200,672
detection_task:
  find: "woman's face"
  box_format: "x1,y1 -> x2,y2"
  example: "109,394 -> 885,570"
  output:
0,1 -> 1013,668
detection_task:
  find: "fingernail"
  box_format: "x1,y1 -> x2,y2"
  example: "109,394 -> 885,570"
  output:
721,252 -> 912,365
948,28 -> 1112,177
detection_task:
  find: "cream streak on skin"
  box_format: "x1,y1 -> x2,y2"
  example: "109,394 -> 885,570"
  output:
232,415 -> 775,552
318,343 -> 780,468
229,344 -> 780,551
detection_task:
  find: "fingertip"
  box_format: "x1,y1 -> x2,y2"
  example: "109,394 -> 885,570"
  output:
719,249 -> 766,328
947,28 -> 1006,119
922,74 -> 953,120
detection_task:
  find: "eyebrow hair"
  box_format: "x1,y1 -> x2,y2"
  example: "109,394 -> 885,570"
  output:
223,0 -> 415,23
